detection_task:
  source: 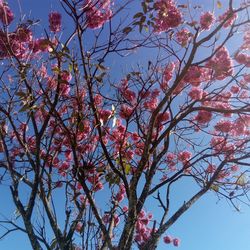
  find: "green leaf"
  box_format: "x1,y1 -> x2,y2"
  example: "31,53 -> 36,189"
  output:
19,104 -> 30,113
178,4 -> 188,8
133,12 -> 144,19
124,163 -> 131,175
236,174 -> 247,186
68,63 -> 73,72
95,72 -> 106,83
15,91 -> 26,97
210,184 -> 219,192
97,64 -> 108,71
140,16 -> 146,24
217,1 -> 222,8
142,2 -> 148,14
123,26 -> 132,34
50,239 -> 57,250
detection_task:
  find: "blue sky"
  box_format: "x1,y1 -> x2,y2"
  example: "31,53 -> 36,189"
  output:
0,0 -> 250,249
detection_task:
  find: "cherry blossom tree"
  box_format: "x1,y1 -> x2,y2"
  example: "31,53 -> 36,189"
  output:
0,0 -> 250,249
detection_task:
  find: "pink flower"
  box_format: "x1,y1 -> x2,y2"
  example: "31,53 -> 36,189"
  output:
243,74 -> 250,82
194,110 -> 212,124
231,165 -> 239,172
157,112 -> 170,123
163,235 -> 172,244
173,238 -> 180,247
61,70 -> 72,82
161,62 -> 175,90
176,29 -> 191,47
114,214 -> 120,226
206,47 -> 233,80
122,206 -> 128,212
84,0 -> 112,29
16,27 -> 32,43
119,104 -> 133,119
206,164 -> 216,173
230,85 -> 240,94
0,2 -> 14,25
143,97 -> 158,111
29,38 -> 51,53
154,0 -> 182,33
99,109 -> 112,122
122,89 -> 136,103
49,12 -> 62,32
178,150 -> 192,162
218,10 -> 237,28
214,120 -> 233,133
94,94 -> 103,105
200,12 -> 215,30
131,132 -> 140,141
235,53 -> 250,65
75,222 -> 82,233
184,66 -> 204,86
189,87 -> 203,100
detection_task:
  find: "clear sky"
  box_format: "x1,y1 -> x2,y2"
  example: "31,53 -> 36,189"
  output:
0,0 -> 250,250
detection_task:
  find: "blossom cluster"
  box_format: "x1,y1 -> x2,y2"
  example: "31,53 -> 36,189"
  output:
134,210 -> 154,244
49,12 -> 62,33
176,29 -> 192,47
200,11 -> 215,30
0,1 -> 14,25
154,0 -> 182,33
163,235 -> 180,247
206,46 -> 233,80
83,0 -> 112,29
218,9 -> 237,28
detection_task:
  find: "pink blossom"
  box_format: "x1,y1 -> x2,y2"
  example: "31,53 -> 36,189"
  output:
243,74 -> 250,82
0,2 -> 14,25
194,110 -> 212,124
60,83 -> 70,97
189,87 -> 203,100
231,165 -> 239,172
16,27 -> 32,42
200,12 -> 215,30
206,164 -> 216,173
99,109 -> 112,122
29,38 -> 51,54
232,118 -> 247,136
122,206 -> 128,212
214,120 -> 232,133
75,222 -> 82,233
161,62 -> 175,90
154,0 -> 182,33
131,132 -> 140,141
157,112 -> 170,123
84,0 -> 112,29
178,150 -> 192,162
49,12 -> 62,32
210,136 -> 226,153
184,66 -> 205,86
176,29 -> 191,47
143,97 -> 158,111
218,10 -> 237,28
173,238 -> 180,247
61,70 -> 72,82
230,85 -> 240,94
206,47 -> 233,80
94,94 -> 103,105
163,235 -> 172,244
119,104 -> 133,119
122,89 -> 136,103
94,182 -> 103,191
114,214 -> 120,226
